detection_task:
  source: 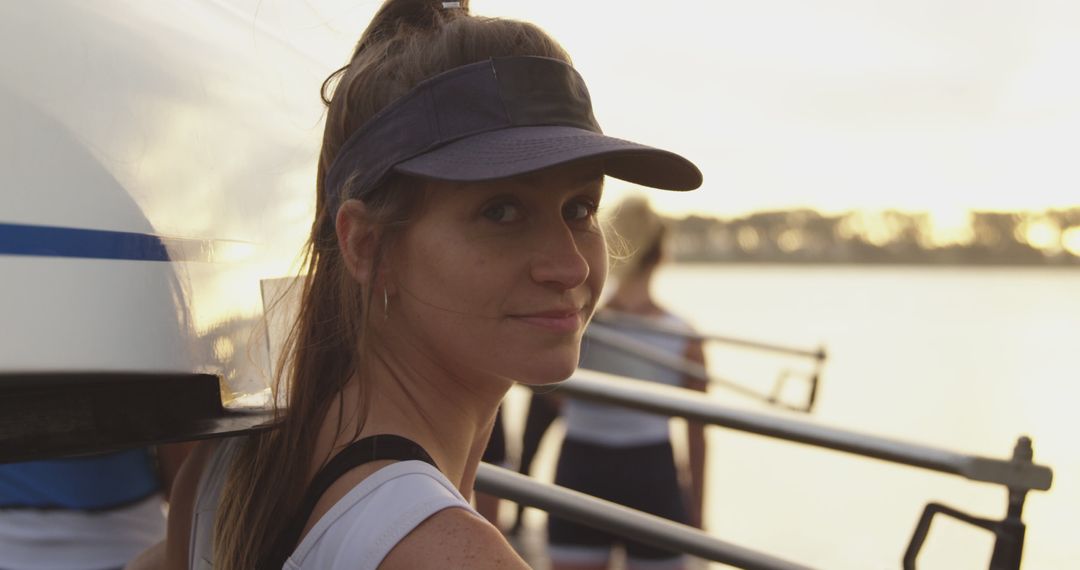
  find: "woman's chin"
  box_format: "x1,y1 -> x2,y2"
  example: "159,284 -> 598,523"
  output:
513,359 -> 580,386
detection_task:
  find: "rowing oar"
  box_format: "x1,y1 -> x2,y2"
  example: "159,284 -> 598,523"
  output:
591,310 -> 827,362
584,325 -> 821,413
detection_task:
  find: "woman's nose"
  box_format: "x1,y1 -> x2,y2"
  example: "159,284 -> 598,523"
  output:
529,224 -> 591,290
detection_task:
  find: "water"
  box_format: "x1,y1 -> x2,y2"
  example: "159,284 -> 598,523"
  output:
508,265 -> 1080,569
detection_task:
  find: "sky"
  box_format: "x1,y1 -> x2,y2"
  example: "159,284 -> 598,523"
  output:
220,0 -> 1080,218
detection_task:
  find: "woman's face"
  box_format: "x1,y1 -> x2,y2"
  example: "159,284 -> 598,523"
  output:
385,163 -> 607,386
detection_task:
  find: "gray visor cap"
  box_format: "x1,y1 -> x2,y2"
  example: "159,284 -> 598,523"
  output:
323,56 -> 702,212
394,125 -> 701,190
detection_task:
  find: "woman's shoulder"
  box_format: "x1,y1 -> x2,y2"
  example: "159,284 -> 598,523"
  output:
379,506 -> 529,570
289,461 -> 524,569
655,310 -> 694,333
599,305 -> 695,333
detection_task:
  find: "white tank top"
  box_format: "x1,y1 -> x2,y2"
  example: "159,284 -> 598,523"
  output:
189,437 -> 480,570
565,312 -> 692,447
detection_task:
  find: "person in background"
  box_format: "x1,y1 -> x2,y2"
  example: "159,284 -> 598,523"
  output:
127,1 -> 702,569
548,196 -> 708,570
508,388 -> 561,535
475,407 -> 507,530
0,444 -> 190,570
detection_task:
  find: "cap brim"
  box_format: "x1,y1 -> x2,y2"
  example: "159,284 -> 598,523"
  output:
393,126 -> 702,191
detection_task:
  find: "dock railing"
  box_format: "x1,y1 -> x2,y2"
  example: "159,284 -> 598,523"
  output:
477,463 -> 813,570
476,368 -> 1053,570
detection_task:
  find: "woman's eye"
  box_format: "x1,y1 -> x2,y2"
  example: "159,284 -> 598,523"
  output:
564,201 -> 597,222
482,203 -> 521,223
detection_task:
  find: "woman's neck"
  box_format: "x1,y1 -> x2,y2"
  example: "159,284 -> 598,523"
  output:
606,269 -> 661,315
319,344 -> 510,498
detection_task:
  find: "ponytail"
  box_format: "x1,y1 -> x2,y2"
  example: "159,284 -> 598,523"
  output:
358,0 -> 470,50
319,0 -> 471,106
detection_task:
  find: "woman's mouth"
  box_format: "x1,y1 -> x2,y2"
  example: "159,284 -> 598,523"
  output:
510,309 -> 584,333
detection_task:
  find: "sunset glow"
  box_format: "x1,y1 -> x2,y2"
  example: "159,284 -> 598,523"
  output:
216,0 -> 1080,220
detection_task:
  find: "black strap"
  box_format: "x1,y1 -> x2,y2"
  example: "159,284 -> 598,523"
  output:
259,434 -> 438,570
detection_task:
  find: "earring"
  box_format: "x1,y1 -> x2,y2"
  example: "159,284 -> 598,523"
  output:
383,289 -> 389,320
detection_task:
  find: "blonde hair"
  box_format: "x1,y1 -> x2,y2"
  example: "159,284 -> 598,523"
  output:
607,196 -> 668,280
212,2 -> 571,568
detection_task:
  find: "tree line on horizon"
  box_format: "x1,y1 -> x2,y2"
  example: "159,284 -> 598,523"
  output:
666,207 -> 1080,266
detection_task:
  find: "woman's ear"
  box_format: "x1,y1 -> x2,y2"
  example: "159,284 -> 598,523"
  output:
336,199 -> 379,286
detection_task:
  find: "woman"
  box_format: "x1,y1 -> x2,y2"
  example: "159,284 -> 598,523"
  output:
548,197 -> 708,570
135,1 -> 701,568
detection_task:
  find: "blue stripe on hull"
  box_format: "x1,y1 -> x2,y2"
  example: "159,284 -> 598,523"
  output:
0,222 -> 224,262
